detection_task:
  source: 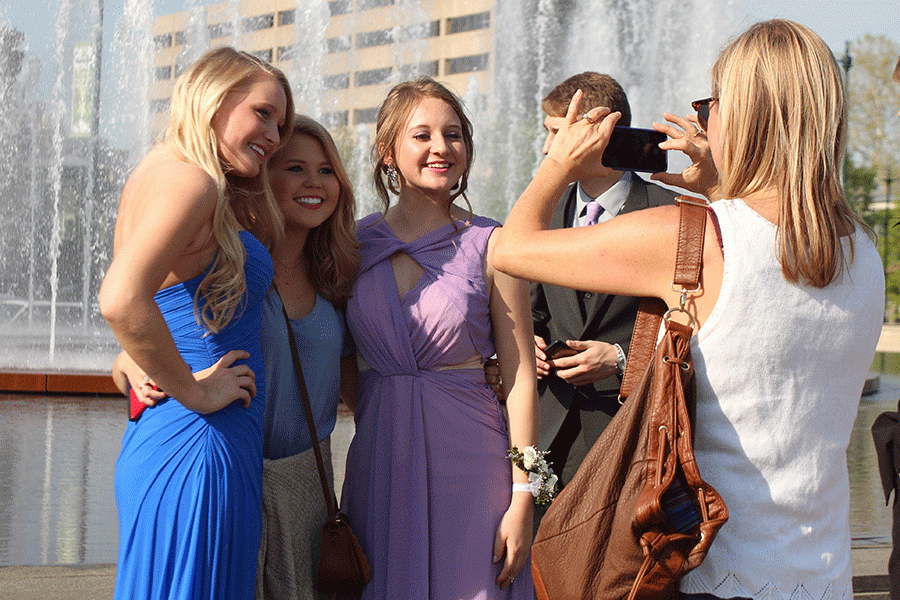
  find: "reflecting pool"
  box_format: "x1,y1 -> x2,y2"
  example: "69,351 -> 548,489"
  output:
0,376 -> 895,566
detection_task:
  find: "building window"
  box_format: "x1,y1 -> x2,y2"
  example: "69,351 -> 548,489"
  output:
324,73 -> 350,90
150,99 -> 170,113
208,22 -> 234,39
324,111 -> 349,127
355,67 -> 392,87
354,107 -> 380,124
278,10 -> 295,26
400,61 -> 438,78
356,28 -> 393,49
155,65 -> 172,80
400,20 -> 439,41
153,33 -> 172,49
277,45 -> 297,62
250,48 -> 273,63
243,14 -> 274,33
445,53 -> 489,75
447,11 -> 490,35
358,0 -> 393,9
327,36 -> 352,53
329,0 -> 351,15
174,31 -> 187,45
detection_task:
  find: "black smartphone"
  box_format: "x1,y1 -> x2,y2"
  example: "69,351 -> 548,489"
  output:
601,126 -> 667,173
545,340 -> 578,360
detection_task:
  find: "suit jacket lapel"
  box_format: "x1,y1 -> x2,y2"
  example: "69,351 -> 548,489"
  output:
552,185 -> 584,328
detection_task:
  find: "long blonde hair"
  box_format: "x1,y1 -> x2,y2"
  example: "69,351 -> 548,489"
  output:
272,115 -> 360,307
372,77 -> 475,217
165,47 -> 294,332
713,20 -> 864,288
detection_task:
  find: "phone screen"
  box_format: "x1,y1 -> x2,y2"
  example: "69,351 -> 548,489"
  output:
601,126 -> 667,173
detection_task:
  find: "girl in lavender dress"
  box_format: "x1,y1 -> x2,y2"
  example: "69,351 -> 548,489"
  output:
340,77 -> 541,599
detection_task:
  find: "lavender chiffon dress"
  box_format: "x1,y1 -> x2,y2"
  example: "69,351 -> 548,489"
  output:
341,214 -> 532,600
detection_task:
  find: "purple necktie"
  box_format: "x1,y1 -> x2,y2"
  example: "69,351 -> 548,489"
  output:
584,201 -> 602,226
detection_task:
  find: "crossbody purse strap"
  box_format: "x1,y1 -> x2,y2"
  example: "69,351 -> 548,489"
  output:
275,286 -> 338,518
618,196 -> 708,402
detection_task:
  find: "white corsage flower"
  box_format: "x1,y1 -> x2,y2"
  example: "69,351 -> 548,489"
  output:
523,446 -> 537,470
507,445 -> 558,506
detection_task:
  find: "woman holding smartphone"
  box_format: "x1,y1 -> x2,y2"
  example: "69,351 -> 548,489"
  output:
493,20 -> 884,600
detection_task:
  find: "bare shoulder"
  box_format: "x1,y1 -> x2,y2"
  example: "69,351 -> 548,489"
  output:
123,146 -> 218,212
115,146 -> 219,248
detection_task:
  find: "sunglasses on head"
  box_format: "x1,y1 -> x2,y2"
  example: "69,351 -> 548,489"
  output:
691,97 -> 717,131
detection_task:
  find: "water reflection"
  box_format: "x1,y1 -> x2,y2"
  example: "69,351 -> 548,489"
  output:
0,376 -> 895,566
0,395 -> 354,566
0,395 -> 123,565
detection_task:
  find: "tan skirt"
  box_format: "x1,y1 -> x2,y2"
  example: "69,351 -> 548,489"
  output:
256,438 -> 334,600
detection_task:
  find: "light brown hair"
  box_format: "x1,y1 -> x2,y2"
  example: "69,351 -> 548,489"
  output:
712,19 -> 864,288
372,77 -> 475,215
270,115 -> 360,307
541,71 -> 632,127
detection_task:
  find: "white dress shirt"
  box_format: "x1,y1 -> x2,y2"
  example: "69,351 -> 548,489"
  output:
572,171 -> 632,228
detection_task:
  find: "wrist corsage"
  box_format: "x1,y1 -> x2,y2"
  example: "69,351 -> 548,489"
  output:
508,445 -> 558,506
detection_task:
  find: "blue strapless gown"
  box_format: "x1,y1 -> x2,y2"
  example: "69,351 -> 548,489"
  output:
114,231 -> 272,600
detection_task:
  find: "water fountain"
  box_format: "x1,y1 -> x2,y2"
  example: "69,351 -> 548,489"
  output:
0,0 -> 736,372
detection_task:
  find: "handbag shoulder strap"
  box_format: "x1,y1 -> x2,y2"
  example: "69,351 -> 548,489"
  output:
275,286 -> 338,518
618,196 -> 708,402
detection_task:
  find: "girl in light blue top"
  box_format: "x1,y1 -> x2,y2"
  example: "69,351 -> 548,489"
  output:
255,114 -> 360,600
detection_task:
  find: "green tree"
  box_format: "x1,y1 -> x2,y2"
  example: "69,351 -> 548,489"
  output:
847,35 -> 900,186
846,35 -> 899,316
846,155 -> 878,215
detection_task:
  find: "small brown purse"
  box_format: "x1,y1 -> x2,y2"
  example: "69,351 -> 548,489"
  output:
277,293 -> 371,596
531,198 -> 728,600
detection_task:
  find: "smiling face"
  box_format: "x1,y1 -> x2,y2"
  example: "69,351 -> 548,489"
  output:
211,74 -> 287,177
268,133 -> 341,233
388,96 -> 467,203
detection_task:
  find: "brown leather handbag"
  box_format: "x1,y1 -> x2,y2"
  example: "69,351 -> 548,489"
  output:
277,293 -> 371,596
531,198 -> 728,600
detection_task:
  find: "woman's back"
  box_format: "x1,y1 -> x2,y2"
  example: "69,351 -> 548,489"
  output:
682,198 -> 884,600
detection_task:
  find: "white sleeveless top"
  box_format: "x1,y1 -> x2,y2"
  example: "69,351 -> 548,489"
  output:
680,199 -> 884,600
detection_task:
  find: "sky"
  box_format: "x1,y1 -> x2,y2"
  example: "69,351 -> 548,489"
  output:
1,0 -> 898,149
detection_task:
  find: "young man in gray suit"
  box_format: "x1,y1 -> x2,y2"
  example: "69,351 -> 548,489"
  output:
532,72 -> 677,490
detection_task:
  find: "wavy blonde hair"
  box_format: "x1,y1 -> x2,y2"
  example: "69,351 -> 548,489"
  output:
272,115 -> 360,307
164,47 -> 294,332
712,20 -> 864,288
372,77 -> 474,217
